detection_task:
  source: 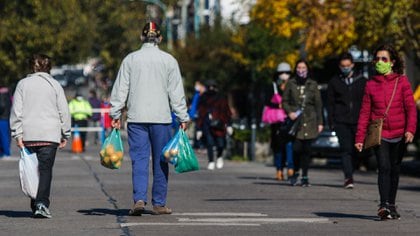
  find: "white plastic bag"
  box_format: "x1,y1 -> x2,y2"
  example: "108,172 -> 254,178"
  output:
19,148 -> 39,199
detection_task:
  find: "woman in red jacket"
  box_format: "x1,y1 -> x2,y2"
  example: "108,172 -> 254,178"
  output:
355,44 -> 417,220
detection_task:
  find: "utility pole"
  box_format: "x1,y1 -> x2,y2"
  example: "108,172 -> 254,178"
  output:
179,0 -> 189,47
194,0 -> 201,38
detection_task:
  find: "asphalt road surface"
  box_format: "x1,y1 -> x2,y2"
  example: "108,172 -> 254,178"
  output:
1,133 -> 420,236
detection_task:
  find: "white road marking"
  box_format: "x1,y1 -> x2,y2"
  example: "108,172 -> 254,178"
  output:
177,217 -> 330,224
121,222 -> 260,227
171,212 -> 268,217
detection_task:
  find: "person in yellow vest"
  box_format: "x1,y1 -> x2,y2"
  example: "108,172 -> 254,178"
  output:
69,92 -> 92,151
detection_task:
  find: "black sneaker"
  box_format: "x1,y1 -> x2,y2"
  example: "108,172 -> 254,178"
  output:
388,205 -> 401,220
33,203 -> 51,219
377,206 -> 391,220
289,175 -> 298,186
301,177 -> 311,187
344,178 -> 354,189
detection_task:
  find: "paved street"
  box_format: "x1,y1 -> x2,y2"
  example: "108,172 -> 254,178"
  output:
1,134 -> 420,236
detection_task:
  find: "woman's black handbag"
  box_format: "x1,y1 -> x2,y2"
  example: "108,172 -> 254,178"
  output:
287,115 -> 302,137
279,116 -> 301,138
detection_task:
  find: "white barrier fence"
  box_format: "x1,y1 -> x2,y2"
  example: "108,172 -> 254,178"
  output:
70,108 -> 111,144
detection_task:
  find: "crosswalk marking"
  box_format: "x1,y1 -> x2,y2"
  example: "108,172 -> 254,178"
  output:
177,217 -> 330,224
121,222 -> 260,227
172,212 -> 267,217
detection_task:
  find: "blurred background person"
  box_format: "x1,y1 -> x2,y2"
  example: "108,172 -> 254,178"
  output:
100,95 -> 112,138
10,54 -> 71,218
282,59 -> 323,187
189,80 -> 206,150
355,44 -> 416,220
327,52 -> 367,189
265,62 -> 294,181
196,80 -> 233,170
0,82 -> 12,159
88,89 -> 101,145
69,92 -> 92,152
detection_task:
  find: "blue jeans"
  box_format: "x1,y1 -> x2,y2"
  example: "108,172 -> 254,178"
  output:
0,119 -> 10,157
127,123 -> 172,206
274,141 -> 294,170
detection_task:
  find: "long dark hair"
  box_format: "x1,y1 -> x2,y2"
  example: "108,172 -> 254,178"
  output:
293,59 -> 311,77
29,54 -> 52,73
373,44 -> 404,75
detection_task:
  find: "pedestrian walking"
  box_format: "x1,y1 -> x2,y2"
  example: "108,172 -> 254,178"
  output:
0,82 -> 12,159
327,52 -> 367,189
88,89 -> 101,145
265,62 -> 294,181
196,80 -> 233,170
100,95 -> 112,137
355,44 -> 417,220
189,80 -> 206,149
282,59 -> 323,187
110,21 -> 190,216
10,54 -> 71,218
69,92 -> 92,151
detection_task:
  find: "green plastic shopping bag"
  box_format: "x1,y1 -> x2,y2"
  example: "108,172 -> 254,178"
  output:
100,128 -> 124,169
174,129 -> 200,173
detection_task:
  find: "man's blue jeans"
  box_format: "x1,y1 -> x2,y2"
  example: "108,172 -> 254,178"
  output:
127,123 -> 172,206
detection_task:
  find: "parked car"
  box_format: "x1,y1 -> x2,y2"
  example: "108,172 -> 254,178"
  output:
52,73 -> 69,87
51,69 -> 87,88
65,69 -> 87,87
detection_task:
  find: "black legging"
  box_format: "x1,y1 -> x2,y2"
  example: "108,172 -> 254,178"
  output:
374,139 -> 406,206
293,139 -> 313,178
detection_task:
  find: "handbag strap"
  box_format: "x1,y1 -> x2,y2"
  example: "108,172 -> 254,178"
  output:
272,82 -> 279,94
38,74 -> 59,99
384,76 -> 400,118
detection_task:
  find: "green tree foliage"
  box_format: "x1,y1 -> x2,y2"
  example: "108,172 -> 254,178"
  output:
0,0 -> 94,85
174,22 -> 241,93
0,0 -> 150,85
353,0 -> 418,49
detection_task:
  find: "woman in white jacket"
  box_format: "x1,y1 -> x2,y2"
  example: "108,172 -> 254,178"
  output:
10,54 -> 71,218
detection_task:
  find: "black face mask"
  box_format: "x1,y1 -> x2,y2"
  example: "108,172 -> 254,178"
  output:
296,76 -> 306,85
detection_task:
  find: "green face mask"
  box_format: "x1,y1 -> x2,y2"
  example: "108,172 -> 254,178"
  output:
375,61 -> 392,74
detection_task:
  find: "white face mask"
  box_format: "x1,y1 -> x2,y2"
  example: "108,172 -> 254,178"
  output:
279,73 -> 290,81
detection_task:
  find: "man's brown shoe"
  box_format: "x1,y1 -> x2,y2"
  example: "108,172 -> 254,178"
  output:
128,200 -> 145,216
152,206 -> 172,215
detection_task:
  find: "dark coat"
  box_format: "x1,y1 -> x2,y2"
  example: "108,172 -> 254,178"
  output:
282,77 -> 323,140
264,82 -> 293,151
327,71 -> 367,127
196,90 -> 231,137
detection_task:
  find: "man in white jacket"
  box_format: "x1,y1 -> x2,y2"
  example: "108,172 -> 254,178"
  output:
10,54 -> 71,218
110,22 -> 190,216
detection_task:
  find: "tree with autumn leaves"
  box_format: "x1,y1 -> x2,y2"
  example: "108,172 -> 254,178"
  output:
240,0 -> 419,71
0,0 -> 418,89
